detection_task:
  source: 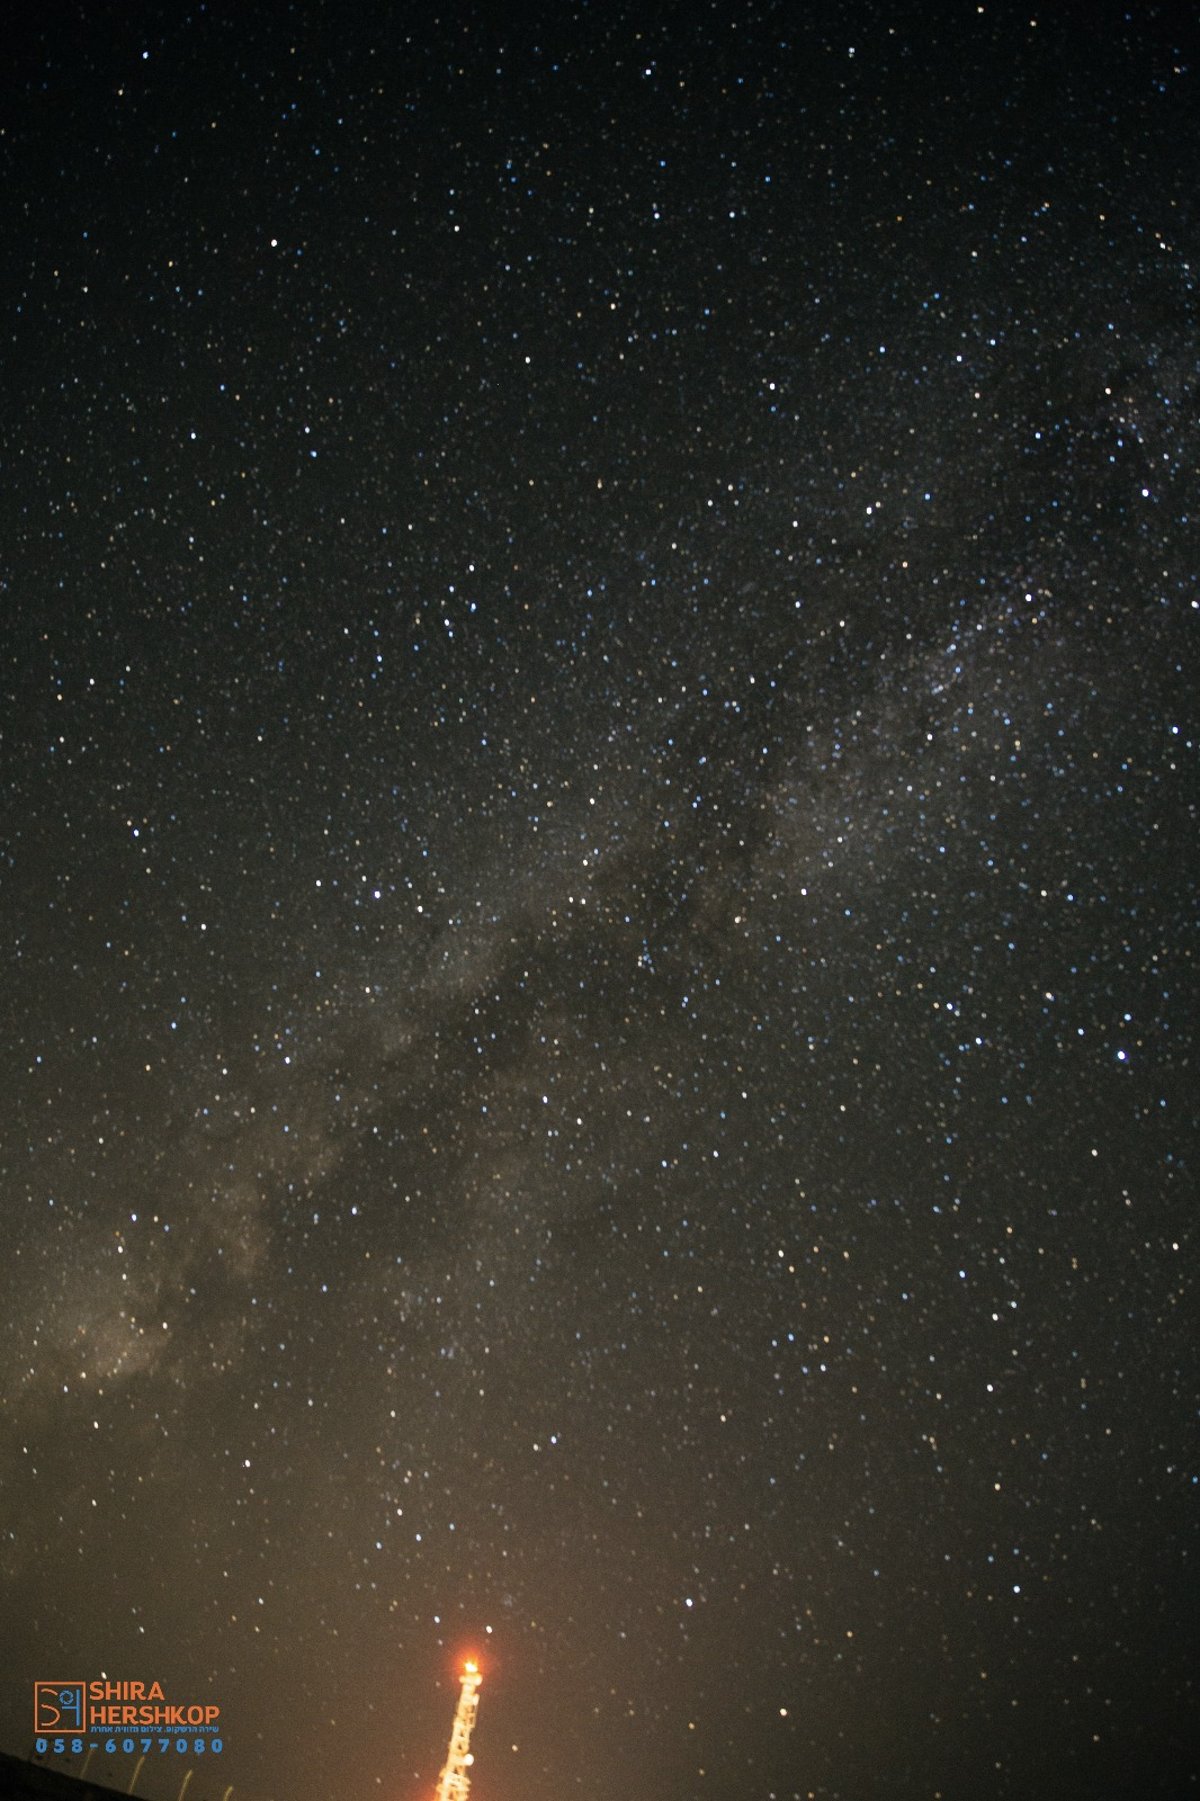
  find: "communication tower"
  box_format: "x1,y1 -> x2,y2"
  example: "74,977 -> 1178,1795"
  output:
434,1660 -> 482,1801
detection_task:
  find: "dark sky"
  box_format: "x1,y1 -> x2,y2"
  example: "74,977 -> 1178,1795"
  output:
0,2 -> 1196,1798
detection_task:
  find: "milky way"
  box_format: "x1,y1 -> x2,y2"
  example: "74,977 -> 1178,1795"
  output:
1,4 -> 1196,1799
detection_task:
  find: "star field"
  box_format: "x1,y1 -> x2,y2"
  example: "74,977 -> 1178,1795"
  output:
0,3 -> 1196,1799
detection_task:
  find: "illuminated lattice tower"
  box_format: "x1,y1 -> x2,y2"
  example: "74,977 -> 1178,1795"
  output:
434,1660 -> 482,1801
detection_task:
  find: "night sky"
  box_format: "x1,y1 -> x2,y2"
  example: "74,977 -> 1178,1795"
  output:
1,3 -> 1196,1798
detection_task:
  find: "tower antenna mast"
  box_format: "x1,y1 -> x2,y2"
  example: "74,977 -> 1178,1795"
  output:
434,1661 -> 482,1801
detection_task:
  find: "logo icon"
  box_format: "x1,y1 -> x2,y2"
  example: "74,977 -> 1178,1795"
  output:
34,1683 -> 85,1733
